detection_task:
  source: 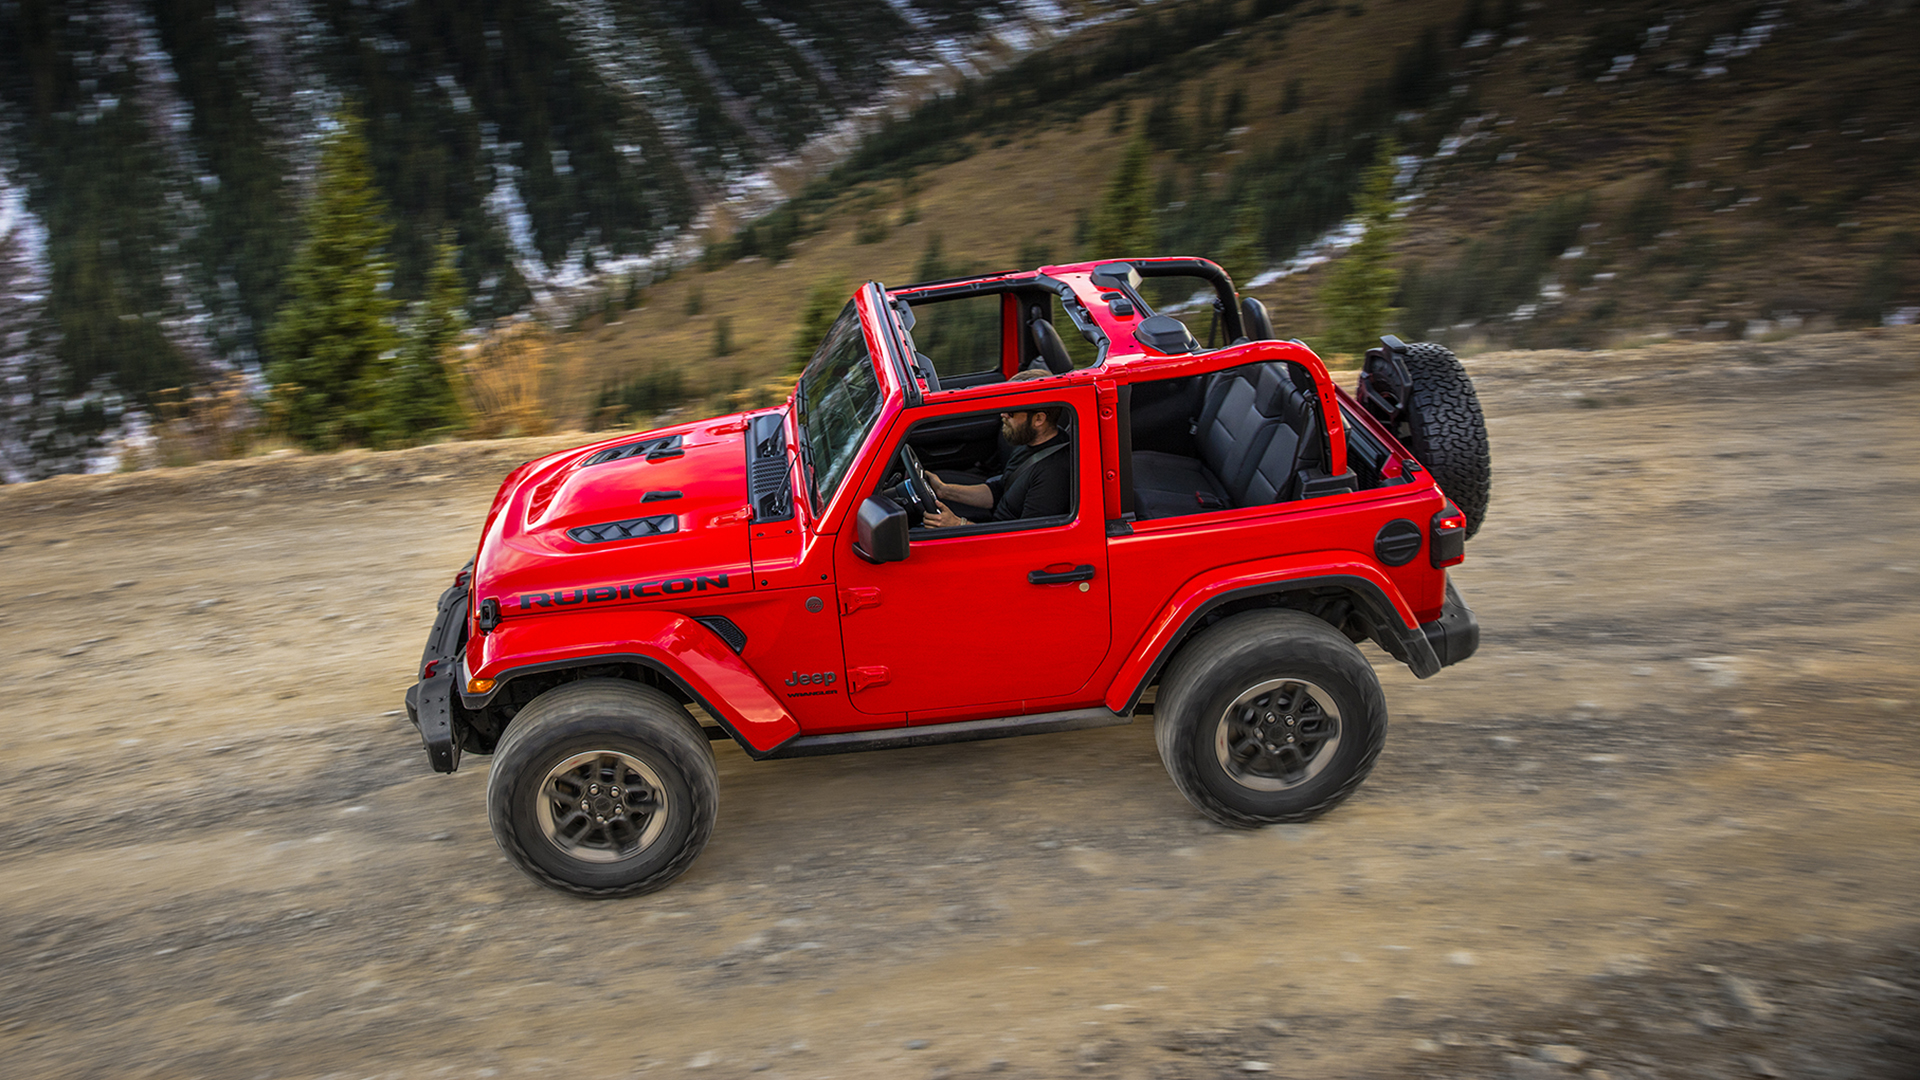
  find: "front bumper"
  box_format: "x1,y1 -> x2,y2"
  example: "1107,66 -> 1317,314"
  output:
404,573 -> 470,774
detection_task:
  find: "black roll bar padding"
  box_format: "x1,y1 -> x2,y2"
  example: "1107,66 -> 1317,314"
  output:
1030,275 -> 1112,366
1125,258 -> 1246,344
1359,333 -> 1414,427
1089,262 -> 1143,293
866,281 -> 922,407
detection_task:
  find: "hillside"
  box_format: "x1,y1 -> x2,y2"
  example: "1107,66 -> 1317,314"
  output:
562,0 -> 1920,429
0,0 -> 1130,471
3,0 -> 1916,468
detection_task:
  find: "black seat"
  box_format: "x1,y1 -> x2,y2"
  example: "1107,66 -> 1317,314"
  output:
1129,362 -> 1322,519
1029,317 -> 1074,375
1240,364 -> 1320,504
1126,375 -> 1203,454
1131,367 -> 1272,519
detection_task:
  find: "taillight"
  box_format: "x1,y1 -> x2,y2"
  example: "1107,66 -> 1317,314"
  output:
1430,499 -> 1466,567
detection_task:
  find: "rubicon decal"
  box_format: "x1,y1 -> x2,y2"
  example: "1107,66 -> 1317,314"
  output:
518,573 -> 731,610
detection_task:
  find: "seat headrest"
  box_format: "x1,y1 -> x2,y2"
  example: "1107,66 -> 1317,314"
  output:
1254,362 -> 1314,424
1254,363 -> 1293,416
1030,318 -> 1074,375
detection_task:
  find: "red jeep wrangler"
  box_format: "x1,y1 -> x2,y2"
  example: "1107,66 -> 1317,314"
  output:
407,258 -> 1488,897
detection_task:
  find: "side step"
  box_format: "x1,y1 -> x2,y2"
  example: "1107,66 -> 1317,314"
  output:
760,707 -> 1133,759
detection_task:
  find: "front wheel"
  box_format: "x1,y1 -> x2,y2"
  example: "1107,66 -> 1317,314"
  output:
487,680 -> 717,898
1154,611 -> 1387,827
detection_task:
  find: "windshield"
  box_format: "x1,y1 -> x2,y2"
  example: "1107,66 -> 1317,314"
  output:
795,301 -> 884,512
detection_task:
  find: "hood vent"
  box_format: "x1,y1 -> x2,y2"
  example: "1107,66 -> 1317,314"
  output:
747,412 -> 794,522
583,434 -> 684,467
568,514 -> 679,545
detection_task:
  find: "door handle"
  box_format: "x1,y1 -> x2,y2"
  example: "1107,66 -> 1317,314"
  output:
1029,564 -> 1096,585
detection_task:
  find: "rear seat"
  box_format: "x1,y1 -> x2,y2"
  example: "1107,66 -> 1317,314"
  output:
1131,362 -> 1320,519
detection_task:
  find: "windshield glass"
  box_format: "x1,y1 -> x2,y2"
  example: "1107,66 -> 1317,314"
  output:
795,301 -> 884,511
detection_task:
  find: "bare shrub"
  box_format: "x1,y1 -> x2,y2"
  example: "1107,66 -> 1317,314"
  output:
149,371 -> 260,466
456,320 -> 556,438
726,373 -> 800,414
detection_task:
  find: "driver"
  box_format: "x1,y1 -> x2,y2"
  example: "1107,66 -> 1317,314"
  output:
922,398 -> 1071,528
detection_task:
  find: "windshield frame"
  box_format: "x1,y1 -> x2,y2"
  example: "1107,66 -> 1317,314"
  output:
793,295 -> 888,517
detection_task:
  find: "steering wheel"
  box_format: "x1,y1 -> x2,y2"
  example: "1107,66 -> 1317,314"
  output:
896,443 -> 937,523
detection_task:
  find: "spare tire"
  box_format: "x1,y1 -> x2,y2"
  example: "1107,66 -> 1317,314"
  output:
1402,342 -> 1491,537
1362,341 -> 1491,538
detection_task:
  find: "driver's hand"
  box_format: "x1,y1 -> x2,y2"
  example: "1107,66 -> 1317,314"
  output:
922,500 -> 966,529
926,471 -> 950,499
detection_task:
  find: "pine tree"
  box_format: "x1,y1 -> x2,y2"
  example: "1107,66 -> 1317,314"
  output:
362,234 -> 466,448
0,198 -> 68,480
1143,92 -> 1180,151
1280,78 -> 1304,115
1221,86 -> 1247,135
264,113 -> 401,451
1318,139 -> 1402,359
915,233 -> 948,283
1091,133 -> 1156,257
1190,84 -> 1216,154
789,280 -> 846,373
1219,202 -> 1266,289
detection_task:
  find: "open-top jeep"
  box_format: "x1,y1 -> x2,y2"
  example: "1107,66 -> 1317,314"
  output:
407,257 -> 1489,897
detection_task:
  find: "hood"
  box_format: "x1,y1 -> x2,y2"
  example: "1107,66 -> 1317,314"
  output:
472,410 -> 783,619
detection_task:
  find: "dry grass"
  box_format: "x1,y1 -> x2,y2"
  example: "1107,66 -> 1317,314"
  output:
141,371 -> 261,467
455,320 -> 563,438
564,3 -> 1436,407
568,0 -> 1916,389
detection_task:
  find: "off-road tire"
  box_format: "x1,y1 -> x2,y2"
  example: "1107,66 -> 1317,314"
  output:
487,679 -> 717,898
1401,342 -> 1492,538
1155,610 -> 1387,827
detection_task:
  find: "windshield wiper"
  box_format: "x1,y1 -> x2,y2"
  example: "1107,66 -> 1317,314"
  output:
791,397 -> 820,508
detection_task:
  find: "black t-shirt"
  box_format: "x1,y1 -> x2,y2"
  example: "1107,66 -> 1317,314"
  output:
987,432 -> 1072,521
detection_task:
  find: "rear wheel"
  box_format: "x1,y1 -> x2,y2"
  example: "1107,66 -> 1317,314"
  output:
1155,611 -> 1387,827
487,680 -> 717,898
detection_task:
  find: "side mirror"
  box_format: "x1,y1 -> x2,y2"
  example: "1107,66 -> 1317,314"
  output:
853,495 -> 910,563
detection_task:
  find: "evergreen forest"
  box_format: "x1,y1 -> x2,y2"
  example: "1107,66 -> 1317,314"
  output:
1,0 -> 1915,478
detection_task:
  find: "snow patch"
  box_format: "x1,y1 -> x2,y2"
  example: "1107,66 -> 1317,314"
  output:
1698,7 -> 1783,78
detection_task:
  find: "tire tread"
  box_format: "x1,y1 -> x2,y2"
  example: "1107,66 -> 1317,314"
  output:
1402,342 -> 1492,538
1155,611 -> 1387,827
487,680 -> 716,899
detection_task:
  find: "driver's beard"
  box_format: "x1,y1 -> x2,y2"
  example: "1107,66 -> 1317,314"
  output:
1002,414 -> 1033,445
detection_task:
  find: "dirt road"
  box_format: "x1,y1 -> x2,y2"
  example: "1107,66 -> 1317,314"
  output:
3,330 -> 1917,1080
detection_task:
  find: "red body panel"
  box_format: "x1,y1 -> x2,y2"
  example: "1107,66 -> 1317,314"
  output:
467,608 -> 799,750
832,383 -> 1114,719
470,415 -> 758,621
452,257 -> 1462,757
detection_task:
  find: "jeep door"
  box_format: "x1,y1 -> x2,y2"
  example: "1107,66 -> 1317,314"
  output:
834,384 -> 1112,718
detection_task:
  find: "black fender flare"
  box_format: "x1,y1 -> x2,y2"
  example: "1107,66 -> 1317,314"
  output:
460,652 -> 764,757
1119,574 -> 1442,715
